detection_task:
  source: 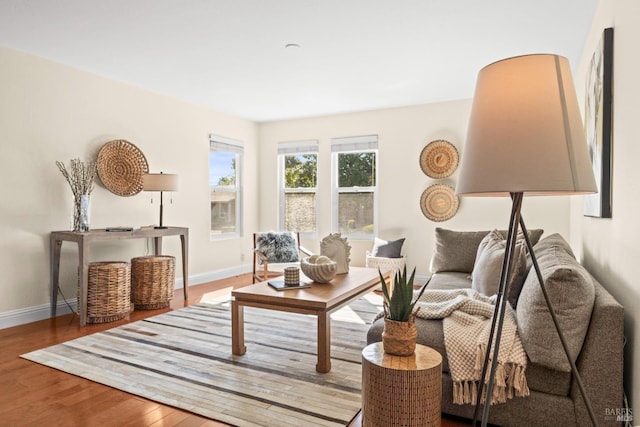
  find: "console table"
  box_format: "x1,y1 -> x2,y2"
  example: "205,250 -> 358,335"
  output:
50,226 -> 189,326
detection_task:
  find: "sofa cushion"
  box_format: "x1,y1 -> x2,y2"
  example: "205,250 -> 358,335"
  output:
471,230 -> 527,307
525,361 -> 572,396
430,227 -> 544,274
517,234 -> 595,372
427,272 -> 472,291
430,228 -> 490,273
532,232 -> 576,259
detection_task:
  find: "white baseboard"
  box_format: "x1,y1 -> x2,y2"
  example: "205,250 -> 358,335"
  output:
0,265 -> 253,330
0,299 -> 78,330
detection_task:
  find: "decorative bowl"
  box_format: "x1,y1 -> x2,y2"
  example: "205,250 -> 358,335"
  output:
300,257 -> 337,283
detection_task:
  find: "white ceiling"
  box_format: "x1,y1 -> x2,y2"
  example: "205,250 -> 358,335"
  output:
0,0 -> 597,122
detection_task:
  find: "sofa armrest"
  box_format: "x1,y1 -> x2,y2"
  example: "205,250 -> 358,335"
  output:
572,279 -> 624,426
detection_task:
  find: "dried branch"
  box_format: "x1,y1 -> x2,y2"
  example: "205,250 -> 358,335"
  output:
56,158 -> 97,196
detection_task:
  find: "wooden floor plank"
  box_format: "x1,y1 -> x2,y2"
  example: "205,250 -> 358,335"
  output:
1,273 -> 470,426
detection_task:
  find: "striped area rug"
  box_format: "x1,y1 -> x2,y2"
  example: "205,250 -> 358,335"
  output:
21,294 -> 383,427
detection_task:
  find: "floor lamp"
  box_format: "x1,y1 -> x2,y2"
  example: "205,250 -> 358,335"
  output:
455,54 -> 599,427
143,172 -> 179,229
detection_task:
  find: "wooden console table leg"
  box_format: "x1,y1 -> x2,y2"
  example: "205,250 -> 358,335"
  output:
180,233 -> 188,299
231,300 -> 246,355
50,237 -> 62,318
317,311 -> 331,373
78,241 -> 90,326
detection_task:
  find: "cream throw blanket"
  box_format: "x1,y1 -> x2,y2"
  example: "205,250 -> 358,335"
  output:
415,288 -> 530,405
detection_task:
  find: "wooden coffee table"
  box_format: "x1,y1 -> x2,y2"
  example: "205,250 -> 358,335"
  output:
231,266 -> 390,373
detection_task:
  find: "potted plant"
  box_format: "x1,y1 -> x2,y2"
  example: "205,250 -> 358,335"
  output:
378,266 -> 428,356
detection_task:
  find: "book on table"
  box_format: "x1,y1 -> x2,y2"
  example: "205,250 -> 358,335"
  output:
268,280 -> 312,291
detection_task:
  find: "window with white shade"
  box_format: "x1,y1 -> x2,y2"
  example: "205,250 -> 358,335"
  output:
278,140 -> 318,234
209,135 -> 243,238
331,135 -> 378,239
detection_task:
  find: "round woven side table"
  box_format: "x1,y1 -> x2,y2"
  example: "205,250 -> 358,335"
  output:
86,261 -> 131,323
131,255 -> 175,309
362,342 -> 442,427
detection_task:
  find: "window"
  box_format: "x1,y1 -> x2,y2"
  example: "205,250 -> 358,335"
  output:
209,135 -> 243,238
278,140 -> 318,233
331,135 -> 378,238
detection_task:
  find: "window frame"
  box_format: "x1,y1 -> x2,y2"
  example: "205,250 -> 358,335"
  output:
209,134 -> 243,240
330,135 -> 379,240
277,140 -> 319,235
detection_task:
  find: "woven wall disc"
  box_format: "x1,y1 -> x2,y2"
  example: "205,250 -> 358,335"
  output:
97,140 -> 149,197
419,139 -> 459,178
420,184 -> 459,222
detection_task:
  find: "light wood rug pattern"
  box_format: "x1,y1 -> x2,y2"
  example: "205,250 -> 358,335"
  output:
21,295 -> 383,427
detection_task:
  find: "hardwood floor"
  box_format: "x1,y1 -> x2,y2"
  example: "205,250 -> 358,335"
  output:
1,273 -> 471,426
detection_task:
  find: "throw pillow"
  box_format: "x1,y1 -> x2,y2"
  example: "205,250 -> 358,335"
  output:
255,232 -> 299,264
471,230 -> 527,307
430,228 -> 491,273
532,233 -> 576,259
375,238 -> 405,258
370,237 -> 389,256
430,228 -> 544,274
516,241 -> 595,372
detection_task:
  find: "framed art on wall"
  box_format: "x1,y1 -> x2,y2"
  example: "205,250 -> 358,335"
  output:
584,27 -> 613,218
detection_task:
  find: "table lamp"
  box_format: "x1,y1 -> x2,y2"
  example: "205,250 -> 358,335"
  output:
456,54 -> 598,426
143,172 -> 178,229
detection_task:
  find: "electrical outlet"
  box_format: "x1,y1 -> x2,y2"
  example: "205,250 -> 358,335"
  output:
240,253 -> 245,262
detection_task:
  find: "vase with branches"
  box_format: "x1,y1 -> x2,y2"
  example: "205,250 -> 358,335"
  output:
56,158 -> 97,232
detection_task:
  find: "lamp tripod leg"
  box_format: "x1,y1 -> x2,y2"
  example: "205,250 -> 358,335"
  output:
472,192 -> 523,426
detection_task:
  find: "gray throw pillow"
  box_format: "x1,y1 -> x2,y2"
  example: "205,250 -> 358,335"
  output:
471,230 -> 527,307
430,228 -> 491,273
517,239 -> 595,372
532,233 -> 576,259
375,238 -> 405,258
256,232 -> 299,264
430,227 -> 544,274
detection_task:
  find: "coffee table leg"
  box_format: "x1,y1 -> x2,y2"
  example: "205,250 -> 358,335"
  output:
231,300 -> 246,355
317,311 -> 331,373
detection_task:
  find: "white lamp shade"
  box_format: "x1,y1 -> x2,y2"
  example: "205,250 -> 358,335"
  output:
457,54 -> 597,197
143,173 -> 179,192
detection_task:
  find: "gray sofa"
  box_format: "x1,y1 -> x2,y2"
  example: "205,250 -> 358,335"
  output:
367,229 -> 624,427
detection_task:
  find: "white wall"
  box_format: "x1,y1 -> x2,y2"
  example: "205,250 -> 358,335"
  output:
571,0 -> 640,414
0,45 -> 259,326
258,102 -> 572,279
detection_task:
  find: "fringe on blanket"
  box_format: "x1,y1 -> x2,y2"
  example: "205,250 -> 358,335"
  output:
453,345 -> 530,405
452,365 -> 530,405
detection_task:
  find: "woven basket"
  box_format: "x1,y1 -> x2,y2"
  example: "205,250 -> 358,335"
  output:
97,139 -> 149,197
131,256 -> 175,309
86,261 -> 131,323
365,252 -> 407,275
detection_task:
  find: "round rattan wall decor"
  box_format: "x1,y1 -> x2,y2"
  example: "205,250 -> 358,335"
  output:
97,139 -> 149,197
419,139 -> 459,178
420,184 -> 459,222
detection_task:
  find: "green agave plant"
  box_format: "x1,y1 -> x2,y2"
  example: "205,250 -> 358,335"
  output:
379,265 -> 428,322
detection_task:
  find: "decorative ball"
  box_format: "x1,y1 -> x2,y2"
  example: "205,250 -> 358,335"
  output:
300,257 -> 337,283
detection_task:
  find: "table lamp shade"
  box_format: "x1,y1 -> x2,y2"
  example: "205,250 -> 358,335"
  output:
143,173 -> 178,192
456,54 -> 597,197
